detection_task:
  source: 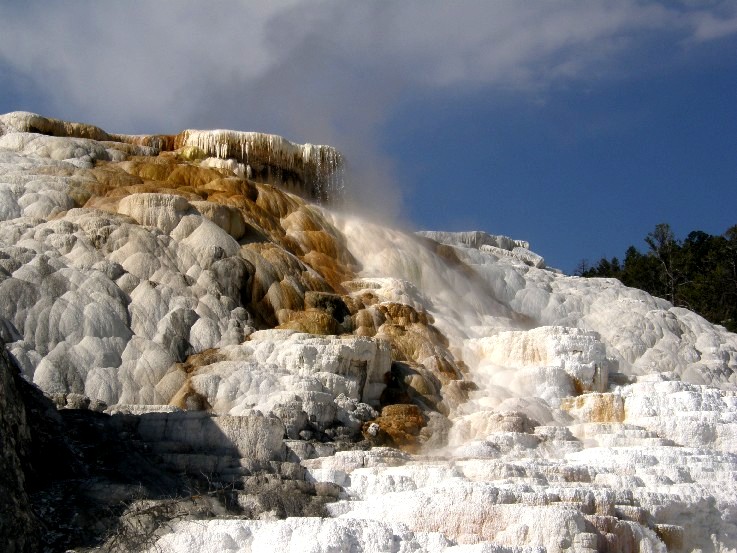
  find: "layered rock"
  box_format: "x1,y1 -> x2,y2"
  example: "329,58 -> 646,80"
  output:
178,129 -> 344,203
0,111 -> 344,203
166,330 -> 390,442
2,113 -> 737,552
1,334 -> 337,551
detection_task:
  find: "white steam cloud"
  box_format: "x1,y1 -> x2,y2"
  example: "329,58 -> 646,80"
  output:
0,0 -> 736,216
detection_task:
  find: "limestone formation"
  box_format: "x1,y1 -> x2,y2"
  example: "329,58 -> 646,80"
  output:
1,113 -> 737,552
0,111 -> 344,203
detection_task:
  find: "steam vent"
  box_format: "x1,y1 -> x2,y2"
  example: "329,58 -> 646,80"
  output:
1,112 -> 736,552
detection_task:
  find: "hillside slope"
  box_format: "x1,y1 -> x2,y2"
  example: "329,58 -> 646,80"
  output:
1,112 -> 735,552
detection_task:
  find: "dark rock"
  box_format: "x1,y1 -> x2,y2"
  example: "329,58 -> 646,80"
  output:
0,338 -> 40,553
0,336 -> 333,552
304,291 -> 353,331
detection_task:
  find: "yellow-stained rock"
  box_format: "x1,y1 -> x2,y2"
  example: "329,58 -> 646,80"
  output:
561,393 -> 625,423
365,404 -> 426,453
277,309 -> 339,335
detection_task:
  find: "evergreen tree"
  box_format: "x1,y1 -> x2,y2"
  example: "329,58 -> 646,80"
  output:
578,223 -> 737,332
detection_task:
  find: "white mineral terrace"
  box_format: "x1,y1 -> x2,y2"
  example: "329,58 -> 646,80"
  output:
0,114 -> 736,552
0,112 -> 345,203
180,129 -> 344,202
179,129 -> 341,171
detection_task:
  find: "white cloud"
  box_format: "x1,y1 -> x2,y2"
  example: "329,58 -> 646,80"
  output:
0,1 -> 734,215
1,1 -> 733,133
689,8 -> 737,41
0,1 -> 301,130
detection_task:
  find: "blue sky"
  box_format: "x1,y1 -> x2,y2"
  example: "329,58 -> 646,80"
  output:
1,1 -> 736,273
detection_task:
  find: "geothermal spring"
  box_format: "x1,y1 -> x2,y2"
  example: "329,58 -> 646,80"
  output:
0,112 -> 735,552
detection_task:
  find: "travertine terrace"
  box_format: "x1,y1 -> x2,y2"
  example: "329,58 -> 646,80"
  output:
0,112 -> 735,552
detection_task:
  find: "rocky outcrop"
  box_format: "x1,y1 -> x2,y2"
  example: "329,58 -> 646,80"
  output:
2,112 -> 737,552
170,330 -> 389,441
416,230 -> 530,252
0,339 -> 39,553
0,336 -> 339,552
465,326 -> 611,399
177,129 -> 344,203
0,111 -> 344,203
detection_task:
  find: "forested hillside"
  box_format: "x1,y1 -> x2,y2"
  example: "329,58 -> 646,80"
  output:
579,224 -> 737,332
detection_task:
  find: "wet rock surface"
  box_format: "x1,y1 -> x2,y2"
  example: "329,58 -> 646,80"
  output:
2,113 -> 737,552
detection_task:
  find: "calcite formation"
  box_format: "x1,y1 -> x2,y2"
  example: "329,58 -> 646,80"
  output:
0,112 -> 344,202
1,112 -> 736,552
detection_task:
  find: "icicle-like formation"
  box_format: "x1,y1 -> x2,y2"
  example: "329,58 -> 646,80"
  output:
416,230 -> 529,251
0,112 -> 345,203
177,130 -> 345,204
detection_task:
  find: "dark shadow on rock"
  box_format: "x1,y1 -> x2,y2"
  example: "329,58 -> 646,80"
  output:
0,338 -> 340,552
0,338 -> 41,553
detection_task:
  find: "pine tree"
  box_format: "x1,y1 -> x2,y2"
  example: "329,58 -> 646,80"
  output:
579,223 -> 737,332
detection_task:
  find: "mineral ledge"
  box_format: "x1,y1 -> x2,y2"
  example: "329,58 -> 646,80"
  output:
0,112 -> 735,553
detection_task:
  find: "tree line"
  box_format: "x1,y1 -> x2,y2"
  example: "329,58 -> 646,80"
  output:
577,223 -> 737,333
